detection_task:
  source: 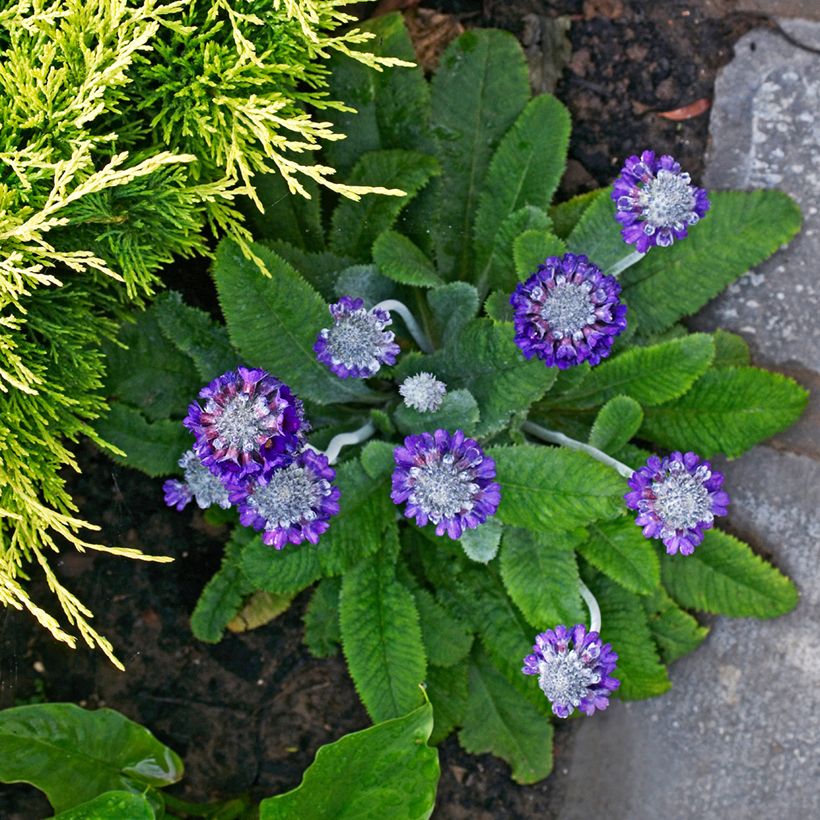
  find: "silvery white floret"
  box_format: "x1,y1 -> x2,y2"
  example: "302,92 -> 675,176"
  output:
399,372 -> 447,413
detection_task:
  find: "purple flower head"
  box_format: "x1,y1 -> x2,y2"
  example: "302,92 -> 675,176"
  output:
399,372 -> 447,413
391,429 -> 501,540
624,451 -> 730,556
314,296 -> 400,379
163,449 -> 232,512
612,150 -> 710,252
510,253 -> 627,369
230,449 -> 340,550
522,624 -> 620,719
183,367 -> 307,485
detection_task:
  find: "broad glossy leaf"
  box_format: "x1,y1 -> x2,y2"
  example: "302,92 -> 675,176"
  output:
53,791 -> 154,819
259,703 -> 439,820
0,704 -> 182,813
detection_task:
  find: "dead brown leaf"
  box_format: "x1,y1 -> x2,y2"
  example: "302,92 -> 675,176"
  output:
657,97 -> 712,121
405,9 -> 465,73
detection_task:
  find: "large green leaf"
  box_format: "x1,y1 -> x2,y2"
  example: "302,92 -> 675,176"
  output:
491,445 -> 626,532
53,791 -> 154,819
550,189 -> 599,239
473,94 -> 571,278
620,190 -> 802,335
0,704 -> 182,813
590,575 -> 671,700
427,282 -> 480,347
641,366 -> 808,458
317,460 -> 393,575
555,334 -> 715,408
191,527 -> 254,644
303,578 -> 342,659
426,664 -> 469,746
565,187 -> 626,271
499,527 -> 586,628
259,703 -> 439,820
94,404 -> 191,477
711,329 -> 750,368
329,150 -> 439,260
588,395 -> 644,454
411,585 -> 473,668
660,529 -> 798,618
372,230 -> 443,288
323,13 -> 432,175
212,239 -> 375,404
264,240 -> 353,301
459,649 -> 554,785
579,518 -> 660,595
431,29 -> 530,278
642,587 -> 709,664
241,532 -> 323,595
339,534 -> 427,722
512,230 -> 567,281
153,291 -> 236,382
393,389 -> 480,437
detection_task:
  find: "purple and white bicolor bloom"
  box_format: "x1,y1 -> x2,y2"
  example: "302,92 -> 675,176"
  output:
314,296 -> 401,379
391,429 -> 500,540
522,624 -> 620,719
612,150 -> 710,252
230,449 -> 340,550
162,450 -> 232,511
624,451 -> 730,556
183,367 -> 306,485
510,253 -> 627,369
399,372 -> 447,413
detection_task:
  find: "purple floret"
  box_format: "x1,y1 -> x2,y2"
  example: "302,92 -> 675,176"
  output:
510,253 -> 627,369
624,450 -> 730,556
163,479 -> 192,511
230,449 -> 340,550
314,296 -> 400,379
183,366 -> 306,486
162,450 -> 232,512
391,429 -> 501,540
522,624 -> 620,719
612,150 -> 710,252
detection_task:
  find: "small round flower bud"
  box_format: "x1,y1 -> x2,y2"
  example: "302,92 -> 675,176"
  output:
399,372 -> 447,413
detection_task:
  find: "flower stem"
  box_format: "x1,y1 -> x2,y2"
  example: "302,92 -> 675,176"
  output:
374,299 -> 434,353
521,421 -> 634,479
578,580 -> 602,634
605,249 -> 645,278
324,420 -> 376,465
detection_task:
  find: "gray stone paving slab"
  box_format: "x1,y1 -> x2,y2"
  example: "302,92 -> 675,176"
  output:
550,21 -> 820,820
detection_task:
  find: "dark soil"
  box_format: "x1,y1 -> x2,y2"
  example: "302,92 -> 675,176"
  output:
0,2 -> 779,817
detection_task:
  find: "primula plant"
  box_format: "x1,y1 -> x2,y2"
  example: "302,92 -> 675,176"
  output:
102,15 -> 806,783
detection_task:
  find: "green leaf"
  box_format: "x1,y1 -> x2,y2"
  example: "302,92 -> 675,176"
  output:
491,445 -> 626,532
241,534 -> 323,596
430,319 -> 557,436
473,94 -> 571,275
53,791 -> 154,820
550,189 -> 600,239
565,187 -> 628,271
459,649 -> 553,785
426,664 -> 469,745
589,575 -> 671,700
103,307 -> 203,422
412,585 -> 473,668
335,263 -> 401,307
227,590 -> 294,634
460,517 -> 503,564
642,587 -> 709,664
0,704 -> 183,813
318,460 -> 393,575
588,395 -> 644,454
323,13 -> 432,175
212,238 -> 375,404
660,529 -> 798,618
431,29 -> 530,279
711,329 -> 750,368
479,205 -> 552,294
360,440 -> 396,480
484,289 -> 514,322
556,334 -> 715,409
340,535 -> 428,722
373,230 -> 443,288
620,190 -> 802,335
153,291 -> 236,382
512,230 -> 567,280
304,578 -> 342,659
259,702 -> 439,820
499,527 -> 586,627
94,404 -> 191,477
329,150 -> 440,260
394,389 -> 480,437
427,282 -> 480,347
578,518 -> 660,595
641,366 -> 809,458
191,527 -> 254,644
265,240 -> 353,301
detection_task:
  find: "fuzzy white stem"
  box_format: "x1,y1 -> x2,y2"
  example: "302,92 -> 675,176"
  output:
324,421 -> 376,466
374,299 -> 434,353
578,580 -> 602,634
521,421 -> 634,479
605,249 -> 645,278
